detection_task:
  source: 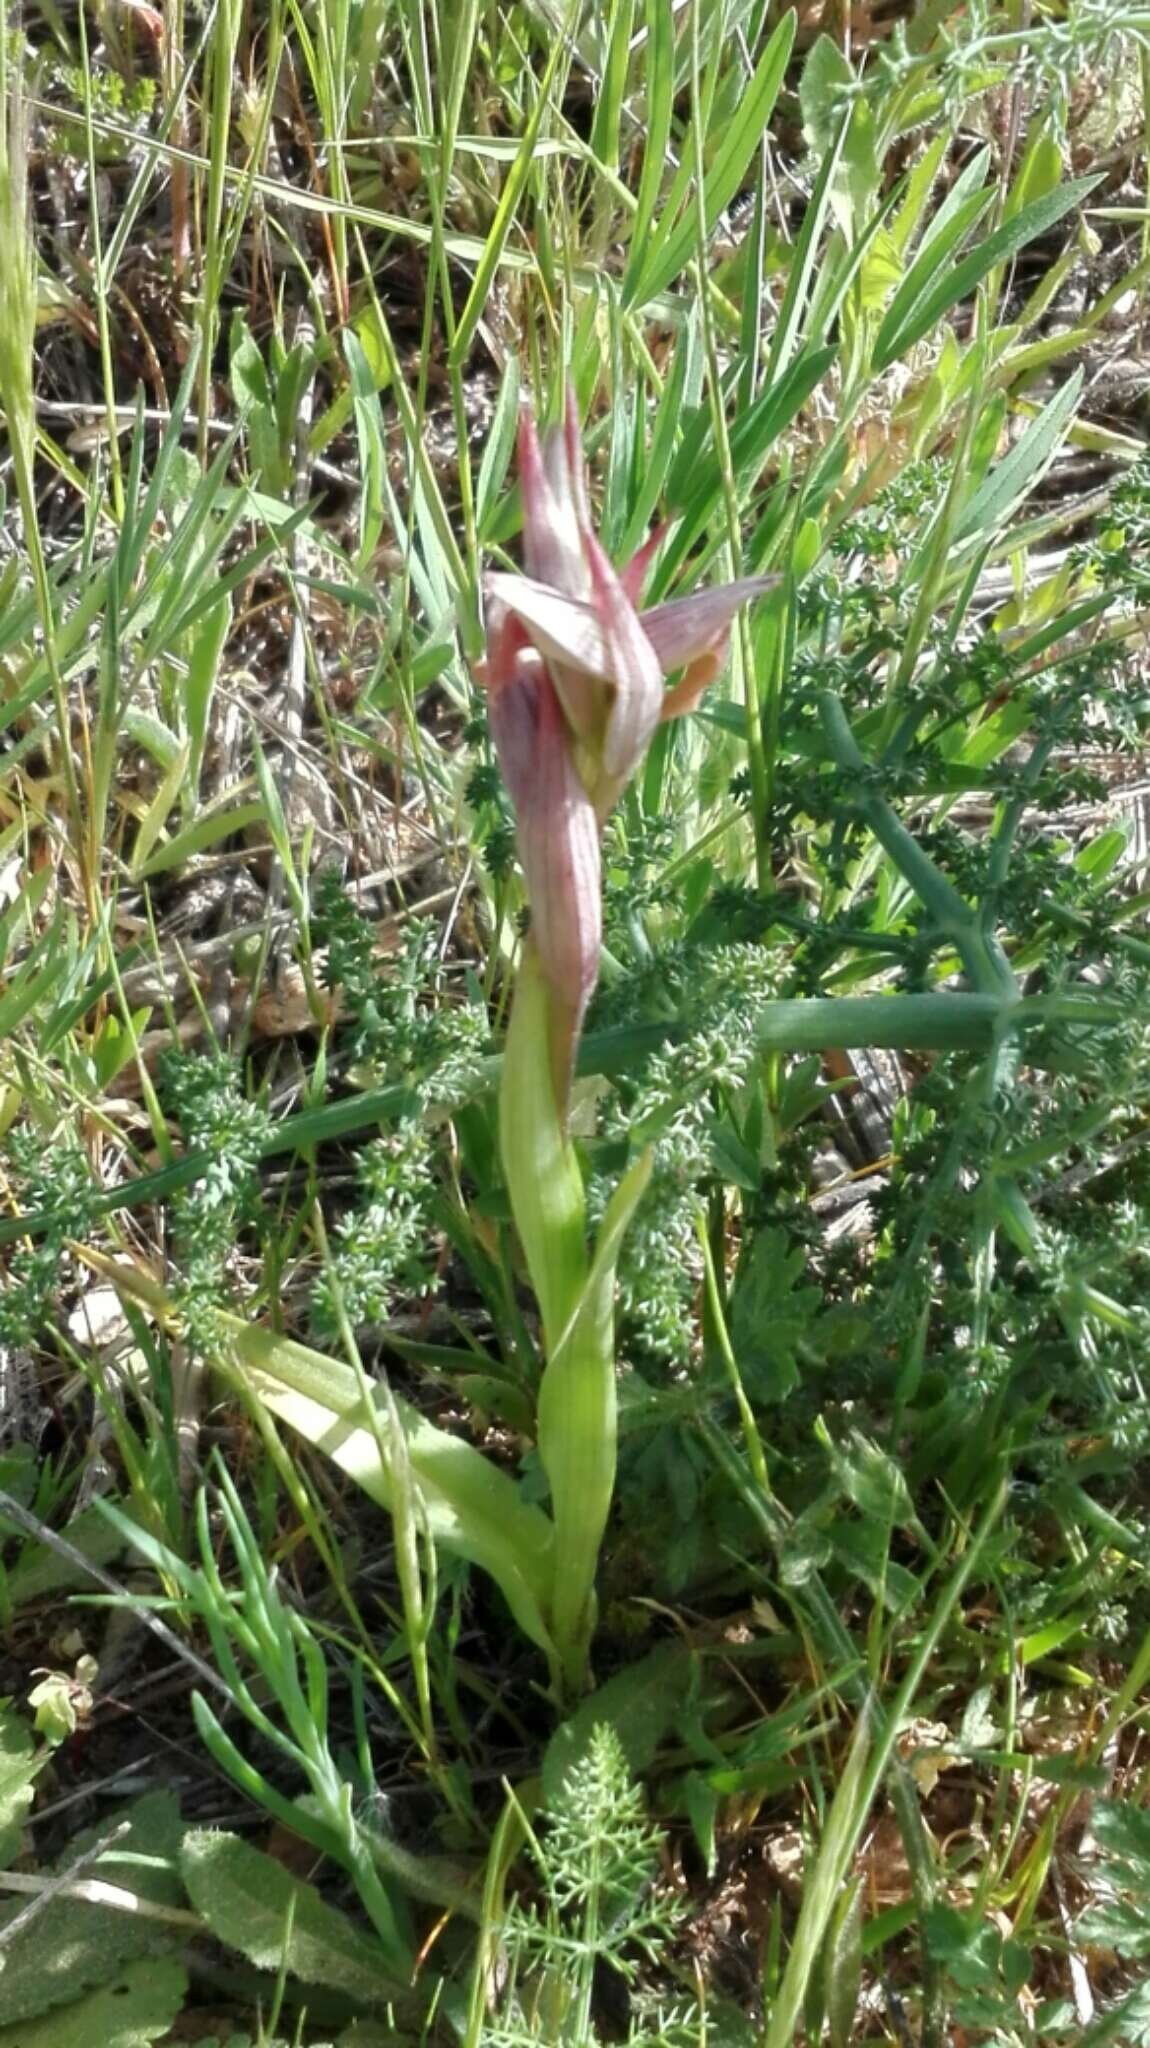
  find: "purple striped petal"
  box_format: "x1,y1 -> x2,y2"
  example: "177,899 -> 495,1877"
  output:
583,525 -> 663,788
518,407 -> 588,599
485,572 -> 611,678
639,577 -> 778,673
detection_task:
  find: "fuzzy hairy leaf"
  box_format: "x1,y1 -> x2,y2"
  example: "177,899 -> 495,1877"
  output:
0,1958 -> 187,2047
542,1642 -> 695,1807
179,1830 -> 403,2004
0,1706 -> 39,1870
0,1794 -> 185,2027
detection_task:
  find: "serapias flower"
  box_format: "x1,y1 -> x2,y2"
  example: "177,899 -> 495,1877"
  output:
480,385 -> 775,1093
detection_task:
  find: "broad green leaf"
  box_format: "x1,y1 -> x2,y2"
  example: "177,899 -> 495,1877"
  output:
825,1876 -> 863,2048
229,310 -> 272,413
1075,826 -> 1129,881
221,1314 -> 557,1659
0,929 -> 70,1039
818,1424 -> 916,1528
875,175 -> 1102,369
179,1831 -> 403,2002
626,10 -> 796,306
889,127 -> 950,255
541,1641 -> 696,1807
0,1706 -> 38,1870
913,144 -> 992,266
875,186 -> 994,356
798,34 -> 853,156
0,1794 -> 185,2026
1082,1795 -> 1150,1870
1000,120 -> 1064,232
0,1958 -> 188,2048
1075,1897 -> 1150,1959
588,0 -> 631,171
536,1148 -> 654,1659
684,1770 -> 721,1875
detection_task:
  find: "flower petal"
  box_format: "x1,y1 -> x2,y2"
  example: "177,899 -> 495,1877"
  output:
519,404 -> 589,599
640,576 -> 778,674
583,526 -> 663,790
485,572 -> 611,679
618,521 -> 670,607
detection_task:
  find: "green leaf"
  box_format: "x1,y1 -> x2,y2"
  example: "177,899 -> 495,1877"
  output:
536,1148 -> 655,1666
1075,825 -> 1128,881
134,798 -> 265,879
128,741 -> 192,879
541,1642 -> 696,1807
955,368 -> 1084,544
0,1958 -> 187,2048
0,1794 -> 185,2026
625,0 -> 674,273
2,1500 -> 134,1607
475,352 -> 521,539
344,330 -> 387,569
179,1831 -> 403,2003
1079,1899 -> 1150,1958
683,1769 -> 721,1876
819,1425 -> 915,1528
588,0 -> 631,172
874,175 -> 1101,369
1085,1796 -> 1150,1872
626,10 -> 796,306
222,1314 -> 557,1660
0,1706 -> 39,1870
825,1876 -> 863,2048
182,588 -> 232,800
875,187 -> 993,359
798,34 -> 853,157
730,1228 -> 820,1404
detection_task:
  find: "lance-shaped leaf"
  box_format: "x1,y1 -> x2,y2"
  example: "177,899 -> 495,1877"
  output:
221,1316 -> 558,1663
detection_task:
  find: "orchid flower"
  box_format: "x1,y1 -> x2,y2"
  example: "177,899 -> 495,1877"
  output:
476,388 -> 774,1691
481,388 -> 774,1095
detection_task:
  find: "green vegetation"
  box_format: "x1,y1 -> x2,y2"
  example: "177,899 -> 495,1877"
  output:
1,0 -> 1150,2041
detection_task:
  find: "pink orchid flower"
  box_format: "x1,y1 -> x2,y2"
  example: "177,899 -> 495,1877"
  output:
480,388 -> 775,1091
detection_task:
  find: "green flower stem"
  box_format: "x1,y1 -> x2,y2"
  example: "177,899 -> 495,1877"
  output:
498,945 -> 657,1693
536,1149 -> 653,1693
